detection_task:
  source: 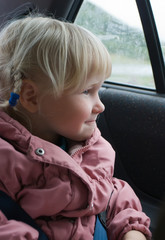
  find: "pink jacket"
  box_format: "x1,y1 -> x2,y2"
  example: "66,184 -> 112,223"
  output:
0,111 -> 151,240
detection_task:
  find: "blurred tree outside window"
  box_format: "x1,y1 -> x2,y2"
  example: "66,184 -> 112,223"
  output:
75,0 -> 155,89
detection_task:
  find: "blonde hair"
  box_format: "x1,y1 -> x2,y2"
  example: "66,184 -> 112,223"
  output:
0,14 -> 111,107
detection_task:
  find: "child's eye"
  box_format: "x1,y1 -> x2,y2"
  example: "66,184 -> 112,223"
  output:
82,90 -> 89,95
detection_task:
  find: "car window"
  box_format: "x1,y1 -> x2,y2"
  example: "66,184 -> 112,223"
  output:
150,0 -> 165,62
75,0 -> 155,89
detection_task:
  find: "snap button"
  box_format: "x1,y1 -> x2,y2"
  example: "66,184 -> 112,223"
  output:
35,148 -> 45,156
87,202 -> 94,210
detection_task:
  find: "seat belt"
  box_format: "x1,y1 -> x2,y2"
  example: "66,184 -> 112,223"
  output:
0,190 -> 48,240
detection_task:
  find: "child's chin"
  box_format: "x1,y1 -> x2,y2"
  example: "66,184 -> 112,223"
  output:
79,131 -> 95,141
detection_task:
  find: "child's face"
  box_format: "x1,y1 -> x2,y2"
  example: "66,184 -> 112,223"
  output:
39,75 -> 105,142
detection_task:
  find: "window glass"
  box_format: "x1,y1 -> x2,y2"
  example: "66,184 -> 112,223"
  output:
150,0 -> 165,62
75,0 -> 155,89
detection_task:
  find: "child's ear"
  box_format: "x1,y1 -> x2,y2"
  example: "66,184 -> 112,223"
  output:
19,80 -> 39,113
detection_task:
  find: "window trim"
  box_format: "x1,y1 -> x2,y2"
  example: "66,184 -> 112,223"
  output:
66,0 -> 83,22
135,0 -> 165,93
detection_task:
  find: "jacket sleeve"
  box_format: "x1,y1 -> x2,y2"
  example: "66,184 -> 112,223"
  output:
0,210 -> 39,240
106,178 -> 152,240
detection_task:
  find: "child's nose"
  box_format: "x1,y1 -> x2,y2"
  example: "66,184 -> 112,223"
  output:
93,97 -> 105,114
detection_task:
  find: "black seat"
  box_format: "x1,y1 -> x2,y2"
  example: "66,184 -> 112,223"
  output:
98,87 -> 165,233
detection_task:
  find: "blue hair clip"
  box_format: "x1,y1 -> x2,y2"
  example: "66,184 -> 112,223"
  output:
9,92 -> 20,107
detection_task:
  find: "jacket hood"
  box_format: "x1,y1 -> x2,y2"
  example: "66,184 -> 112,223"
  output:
0,110 -> 100,154
0,110 -> 31,153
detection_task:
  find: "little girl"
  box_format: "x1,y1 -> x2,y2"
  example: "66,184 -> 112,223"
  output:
0,14 -> 151,240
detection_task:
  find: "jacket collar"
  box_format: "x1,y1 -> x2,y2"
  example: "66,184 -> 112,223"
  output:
0,110 -> 101,156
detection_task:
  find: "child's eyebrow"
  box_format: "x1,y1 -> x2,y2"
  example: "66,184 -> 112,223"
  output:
87,80 -> 104,88
91,81 -> 104,88
85,83 -> 100,90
